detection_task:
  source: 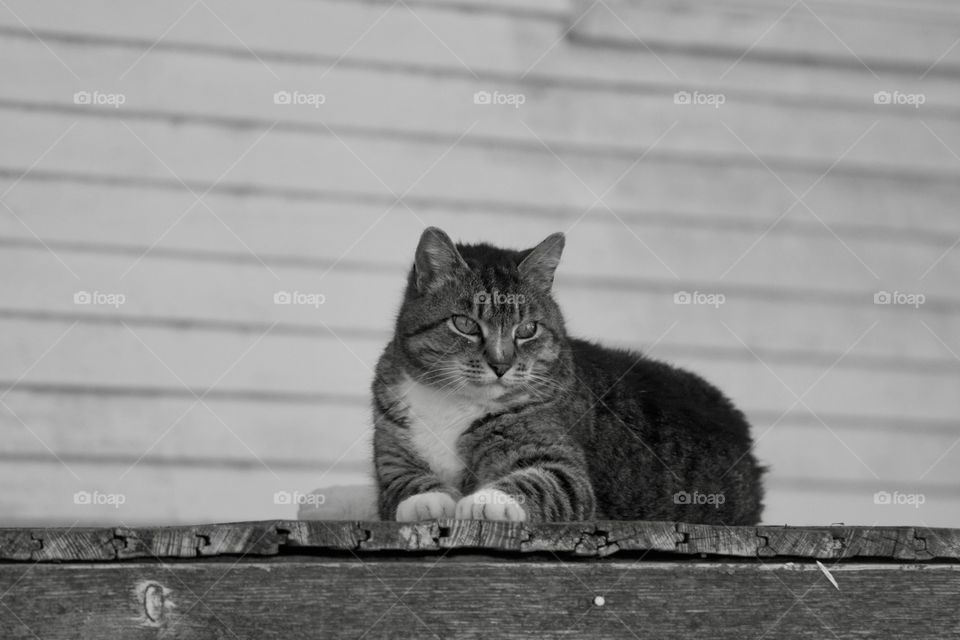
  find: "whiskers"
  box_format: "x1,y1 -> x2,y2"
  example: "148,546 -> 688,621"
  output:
518,370 -> 567,401
416,366 -> 469,396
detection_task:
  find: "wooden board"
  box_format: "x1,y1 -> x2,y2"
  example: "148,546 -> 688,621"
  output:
2,0 -> 959,105
5,108 -> 960,232
1,560 -> 958,639
3,181 -> 959,296
0,388 -> 372,466
3,35 -> 960,170
1,520 -> 958,560
574,0 -> 960,72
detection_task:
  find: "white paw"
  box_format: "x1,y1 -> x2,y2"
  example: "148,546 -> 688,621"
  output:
395,491 -> 456,522
455,488 -> 527,522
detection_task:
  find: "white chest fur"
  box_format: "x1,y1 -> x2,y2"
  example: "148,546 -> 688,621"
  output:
398,377 -> 494,486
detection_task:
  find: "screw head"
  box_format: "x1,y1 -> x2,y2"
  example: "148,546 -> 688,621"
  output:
593,595 -> 605,607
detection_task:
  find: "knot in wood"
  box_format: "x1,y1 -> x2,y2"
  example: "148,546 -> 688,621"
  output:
142,582 -> 165,623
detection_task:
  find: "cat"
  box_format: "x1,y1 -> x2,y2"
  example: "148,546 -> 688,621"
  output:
371,227 -> 765,524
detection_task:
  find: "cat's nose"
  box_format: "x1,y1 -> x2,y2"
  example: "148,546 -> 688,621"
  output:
488,362 -> 511,378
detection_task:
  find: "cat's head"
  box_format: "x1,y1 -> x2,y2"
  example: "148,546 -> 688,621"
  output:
395,227 -> 569,399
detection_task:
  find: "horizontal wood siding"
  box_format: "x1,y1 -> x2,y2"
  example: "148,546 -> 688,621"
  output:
0,0 -> 958,525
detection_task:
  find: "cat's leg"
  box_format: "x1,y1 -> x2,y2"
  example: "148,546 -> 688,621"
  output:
374,419 -> 459,521
456,440 -> 596,522
376,454 -> 458,521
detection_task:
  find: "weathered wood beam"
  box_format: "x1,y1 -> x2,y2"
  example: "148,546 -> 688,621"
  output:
1,560 -> 958,639
1,521 -> 958,562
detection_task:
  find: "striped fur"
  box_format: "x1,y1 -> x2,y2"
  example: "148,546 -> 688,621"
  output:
372,228 -> 765,524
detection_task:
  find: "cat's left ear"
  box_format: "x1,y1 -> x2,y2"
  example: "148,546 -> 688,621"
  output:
519,232 -> 565,292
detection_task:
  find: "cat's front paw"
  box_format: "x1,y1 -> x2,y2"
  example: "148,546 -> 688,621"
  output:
395,491 -> 456,521
455,488 -> 527,522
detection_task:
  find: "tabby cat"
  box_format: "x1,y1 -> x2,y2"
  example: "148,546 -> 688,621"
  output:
372,228 -> 765,524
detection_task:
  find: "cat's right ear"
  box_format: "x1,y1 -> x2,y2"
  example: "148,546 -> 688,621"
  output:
414,227 -> 468,293
519,232 -> 565,292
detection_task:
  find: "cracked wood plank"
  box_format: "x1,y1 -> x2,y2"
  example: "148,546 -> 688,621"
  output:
519,521 -> 680,556
1,521 -> 958,561
917,527 -> 960,559
759,526 -> 933,560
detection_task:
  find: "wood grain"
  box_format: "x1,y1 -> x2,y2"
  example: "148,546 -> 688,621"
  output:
2,560 -> 958,639
2,519 -> 959,638
1,521 -> 958,560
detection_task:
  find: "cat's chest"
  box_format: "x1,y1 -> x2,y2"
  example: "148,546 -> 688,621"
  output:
400,379 -> 492,485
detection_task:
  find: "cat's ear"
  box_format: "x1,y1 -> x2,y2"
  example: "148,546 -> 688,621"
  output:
519,232 -> 565,291
414,227 -> 468,292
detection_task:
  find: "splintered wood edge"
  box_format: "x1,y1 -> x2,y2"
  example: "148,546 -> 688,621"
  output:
0,521 -> 958,562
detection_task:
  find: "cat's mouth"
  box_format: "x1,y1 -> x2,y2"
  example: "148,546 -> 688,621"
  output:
470,377 -> 512,398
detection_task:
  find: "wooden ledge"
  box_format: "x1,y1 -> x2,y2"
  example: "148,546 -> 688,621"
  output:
2,521 -> 959,638
2,520 -> 959,562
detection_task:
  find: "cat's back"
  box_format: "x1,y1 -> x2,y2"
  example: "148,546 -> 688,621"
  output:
567,337 -> 763,523
568,337 -> 749,436
568,337 -> 690,399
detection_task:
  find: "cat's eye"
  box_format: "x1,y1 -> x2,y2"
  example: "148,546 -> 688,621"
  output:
451,315 -> 481,336
515,321 -> 538,340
